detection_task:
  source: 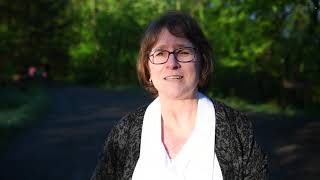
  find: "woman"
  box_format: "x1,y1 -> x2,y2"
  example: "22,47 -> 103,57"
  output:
91,11 -> 268,180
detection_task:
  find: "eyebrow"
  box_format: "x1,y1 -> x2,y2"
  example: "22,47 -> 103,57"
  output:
151,44 -> 194,52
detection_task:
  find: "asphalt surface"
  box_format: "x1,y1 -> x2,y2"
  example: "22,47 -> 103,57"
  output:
0,84 -> 319,180
252,113 -> 320,179
0,84 -> 151,180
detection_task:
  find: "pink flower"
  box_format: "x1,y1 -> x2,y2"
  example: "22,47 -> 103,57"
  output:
28,66 -> 37,77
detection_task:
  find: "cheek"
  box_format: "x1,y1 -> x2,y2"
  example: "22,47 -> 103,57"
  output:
149,62 -> 162,75
148,65 -> 160,81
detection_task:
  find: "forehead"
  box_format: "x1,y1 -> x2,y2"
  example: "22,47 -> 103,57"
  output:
152,28 -> 193,50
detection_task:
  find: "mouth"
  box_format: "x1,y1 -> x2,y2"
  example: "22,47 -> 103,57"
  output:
164,75 -> 183,80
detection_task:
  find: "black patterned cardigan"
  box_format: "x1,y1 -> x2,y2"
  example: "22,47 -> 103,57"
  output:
91,100 -> 269,180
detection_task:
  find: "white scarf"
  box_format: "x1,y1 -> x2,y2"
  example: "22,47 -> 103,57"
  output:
132,92 -> 223,180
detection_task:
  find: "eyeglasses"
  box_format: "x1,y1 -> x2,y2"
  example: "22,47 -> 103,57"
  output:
148,47 -> 196,65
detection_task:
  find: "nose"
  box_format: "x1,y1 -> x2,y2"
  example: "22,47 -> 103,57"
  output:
165,53 -> 180,69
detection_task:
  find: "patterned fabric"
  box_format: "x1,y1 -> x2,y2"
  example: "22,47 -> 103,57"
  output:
90,100 -> 269,180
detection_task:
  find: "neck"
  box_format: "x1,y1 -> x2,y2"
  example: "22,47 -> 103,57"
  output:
159,93 -> 198,129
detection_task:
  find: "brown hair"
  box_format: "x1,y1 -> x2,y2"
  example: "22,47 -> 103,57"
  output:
137,11 -> 213,97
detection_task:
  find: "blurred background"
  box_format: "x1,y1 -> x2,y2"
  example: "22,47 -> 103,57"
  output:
2,0 -> 320,111
0,0 -> 319,180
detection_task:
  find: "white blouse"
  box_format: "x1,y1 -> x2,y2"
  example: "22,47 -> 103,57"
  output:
132,93 -> 223,180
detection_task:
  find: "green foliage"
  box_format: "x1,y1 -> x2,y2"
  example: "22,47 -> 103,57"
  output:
214,96 -> 296,116
1,0 -> 319,108
0,0 -> 74,81
201,0 -> 320,107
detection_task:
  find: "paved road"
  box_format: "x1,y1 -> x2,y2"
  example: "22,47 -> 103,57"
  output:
0,84 -> 151,180
252,113 -> 320,179
0,84 -> 319,180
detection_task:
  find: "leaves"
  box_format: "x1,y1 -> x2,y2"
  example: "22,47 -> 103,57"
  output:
1,0 -> 319,107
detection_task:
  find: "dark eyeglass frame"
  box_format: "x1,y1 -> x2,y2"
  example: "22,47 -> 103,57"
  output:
148,47 -> 196,65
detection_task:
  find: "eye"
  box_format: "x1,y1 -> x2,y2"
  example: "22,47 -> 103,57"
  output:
154,50 -> 166,57
177,48 -> 193,55
179,50 -> 191,55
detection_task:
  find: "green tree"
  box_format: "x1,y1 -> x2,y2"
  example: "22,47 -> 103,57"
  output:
0,0 -> 73,79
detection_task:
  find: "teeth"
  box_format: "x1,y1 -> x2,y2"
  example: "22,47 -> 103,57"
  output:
164,75 -> 183,80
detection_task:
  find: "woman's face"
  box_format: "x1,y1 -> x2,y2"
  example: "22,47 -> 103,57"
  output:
148,28 -> 200,100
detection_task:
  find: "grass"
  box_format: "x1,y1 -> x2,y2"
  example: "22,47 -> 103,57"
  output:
103,82 -> 319,118
0,84 -> 50,152
220,97 -> 295,115
216,96 -> 320,118
206,92 -> 302,117
100,83 -> 311,117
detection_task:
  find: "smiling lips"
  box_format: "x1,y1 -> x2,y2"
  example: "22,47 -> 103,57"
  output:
164,75 -> 183,80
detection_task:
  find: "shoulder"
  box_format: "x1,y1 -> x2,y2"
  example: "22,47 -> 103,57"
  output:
115,105 -> 147,131
212,99 -> 269,179
212,99 -> 256,151
91,105 -> 148,180
107,105 -> 147,148
212,99 -> 251,131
